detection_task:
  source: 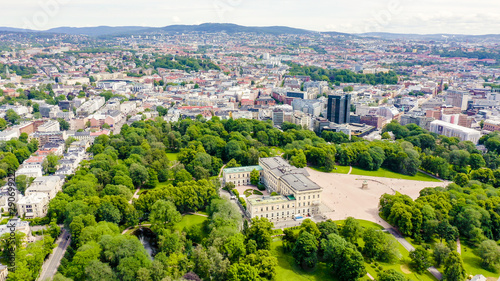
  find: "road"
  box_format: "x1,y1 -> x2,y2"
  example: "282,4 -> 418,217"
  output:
386,228 -> 443,280
38,229 -> 71,281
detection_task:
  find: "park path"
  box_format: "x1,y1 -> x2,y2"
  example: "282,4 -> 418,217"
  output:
386,227 -> 443,280
347,166 -> 352,175
366,273 -> 375,280
457,238 -> 461,253
218,164 -> 227,178
129,187 -> 141,204
188,212 -> 209,217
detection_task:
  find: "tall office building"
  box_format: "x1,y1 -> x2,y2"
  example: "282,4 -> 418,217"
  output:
327,94 -> 351,124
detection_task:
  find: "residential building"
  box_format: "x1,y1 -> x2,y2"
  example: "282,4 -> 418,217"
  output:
16,192 -> 49,218
25,176 -> 63,200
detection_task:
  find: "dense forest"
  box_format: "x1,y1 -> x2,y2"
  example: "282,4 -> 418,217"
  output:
286,62 -> 399,85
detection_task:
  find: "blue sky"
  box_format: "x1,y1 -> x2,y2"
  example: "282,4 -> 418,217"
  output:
5,0 -> 500,34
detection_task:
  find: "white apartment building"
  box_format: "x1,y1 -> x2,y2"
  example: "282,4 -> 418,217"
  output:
429,120 -> 481,144
25,176 -> 63,200
16,192 -> 49,218
38,120 -> 60,132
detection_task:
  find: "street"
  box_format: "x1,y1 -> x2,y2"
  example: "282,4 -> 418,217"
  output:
38,229 -> 71,281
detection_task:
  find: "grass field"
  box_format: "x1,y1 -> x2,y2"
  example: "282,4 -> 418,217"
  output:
166,152 -> 179,162
173,214 -> 208,232
310,166 -> 350,174
350,167 -> 441,182
461,243 -> 498,278
310,165 -> 441,182
269,147 -> 284,157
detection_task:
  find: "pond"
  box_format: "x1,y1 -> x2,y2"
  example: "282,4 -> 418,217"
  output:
132,227 -> 158,259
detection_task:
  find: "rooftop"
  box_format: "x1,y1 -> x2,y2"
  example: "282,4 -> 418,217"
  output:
247,195 -> 291,206
223,165 -> 262,174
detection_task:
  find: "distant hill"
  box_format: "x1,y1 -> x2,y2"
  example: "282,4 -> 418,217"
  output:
46,26 -> 149,36
360,32 -> 500,41
0,27 -> 34,33
0,24 -> 499,40
157,23 -> 314,35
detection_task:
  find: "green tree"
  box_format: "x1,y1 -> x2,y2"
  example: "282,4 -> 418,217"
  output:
292,231 -> 319,269
173,169 -> 192,185
409,247 -> 431,274
290,150 -> 307,168
322,234 -> 366,280
15,175 -> 30,195
443,251 -> 467,281
250,169 -> 260,185
246,217 -> 273,251
341,217 -> 363,243
299,219 -> 321,239
149,199 -> 182,228
433,243 -> 451,267
5,109 -> 20,124
378,269 -> 408,281
129,163 -> 149,187
96,201 -> 122,224
363,228 -> 400,263
453,173 -> 469,187
227,263 -> 259,281
57,118 -> 70,130
469,154 -> 486,170
477,239 -> 500,270
42,153 -> 59,174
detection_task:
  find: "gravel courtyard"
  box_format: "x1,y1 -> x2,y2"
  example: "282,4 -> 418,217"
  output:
307,168 -> 450,228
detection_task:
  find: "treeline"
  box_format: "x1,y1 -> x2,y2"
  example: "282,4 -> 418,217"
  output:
0,63 -> 37,78
380,181 -> 500,272
433,49 -> 500,61
286,62 -> 399,85
0,135 -> 38,187
383,120 -> 500,182
153,55 -> 220,72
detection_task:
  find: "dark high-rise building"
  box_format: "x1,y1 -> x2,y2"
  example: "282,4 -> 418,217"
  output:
327,94 -> 351,124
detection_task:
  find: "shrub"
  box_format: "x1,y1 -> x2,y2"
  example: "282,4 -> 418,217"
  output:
232,189 -> 240,197
253,190 -> 263,195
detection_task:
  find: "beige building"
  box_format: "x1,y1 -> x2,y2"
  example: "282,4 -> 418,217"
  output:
222,165 -> 262,187
0,264 -> 7,281
16,193 -> 49,218
245,157 -> 322,221
25,176 -> 63,200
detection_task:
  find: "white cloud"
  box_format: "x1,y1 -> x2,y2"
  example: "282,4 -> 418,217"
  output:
3,0 -> 500,34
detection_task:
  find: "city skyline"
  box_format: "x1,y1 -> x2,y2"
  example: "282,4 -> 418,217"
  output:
4,0 -> 500,35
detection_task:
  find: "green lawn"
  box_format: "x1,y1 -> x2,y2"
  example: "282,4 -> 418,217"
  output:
350,167 -> 441,182
269,147 -> 284,157
461,243 -> 498,278
166,152 -> 179,162
310,166 -> 350,174
173,214 -> 208,232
